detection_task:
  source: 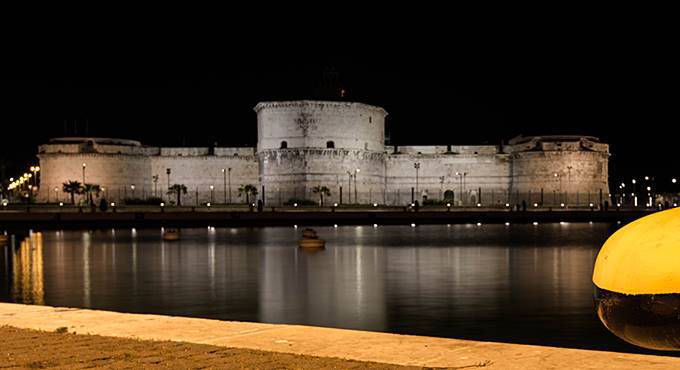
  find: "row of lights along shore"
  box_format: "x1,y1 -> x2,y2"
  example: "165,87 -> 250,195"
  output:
6,166 -> 40,192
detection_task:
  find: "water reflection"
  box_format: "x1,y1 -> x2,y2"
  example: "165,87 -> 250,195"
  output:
0,224 -> 655,353
12,232 -> 44,305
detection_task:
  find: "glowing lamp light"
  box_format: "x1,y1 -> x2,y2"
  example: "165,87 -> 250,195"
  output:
673,178 -> 677,184
476,203 -> 482,207
447,203 -> 452,207
533,203 -> 538,207
59,202 -> 64,207
293,225 -> 298,229
590,203 -> 594,207
160,202 -> 165,207
333,224 -> 338,228
410,223 -> 416,227
505,222 -> 510,226
560,203 -> 565,208
110,202 -> 116,207
333,203 -> 338,207
207,202 -> 211,207
373,224 -> 378,228
476,222 -> 482,226
2,200 -> 7,207
293,203 -> 298,207
533,222 -> 539,225
593,208 -> 680,350
373,203 -> 378,207
410,203 -> 415,207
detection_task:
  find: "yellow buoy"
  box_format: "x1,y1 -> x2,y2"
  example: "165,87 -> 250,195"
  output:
593,207 -> 680,350
298,228 -> 325,249
163,228 -> 180,241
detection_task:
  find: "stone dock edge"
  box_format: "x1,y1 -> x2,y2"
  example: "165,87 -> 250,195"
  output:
1,303 -> 679,369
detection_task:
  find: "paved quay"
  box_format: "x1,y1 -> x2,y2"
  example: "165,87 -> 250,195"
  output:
1,303 -> 679,369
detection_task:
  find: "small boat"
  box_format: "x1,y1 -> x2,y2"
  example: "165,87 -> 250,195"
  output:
298,228 -> 325,249
163,228 -> 180,241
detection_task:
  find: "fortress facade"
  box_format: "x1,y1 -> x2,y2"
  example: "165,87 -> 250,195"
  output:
37,100 -> 610,206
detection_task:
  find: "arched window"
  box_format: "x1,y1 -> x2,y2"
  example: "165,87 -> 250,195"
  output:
326,141 -> 335,148
280,141 -> 288,149
444,190 -> 454,200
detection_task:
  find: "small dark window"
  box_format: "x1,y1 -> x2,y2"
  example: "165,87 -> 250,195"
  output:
233,153 -> 238,156
280,141 -> 288,149
369,116 -> 372,123
326,141 -> 335,148
474,152 -> 478,154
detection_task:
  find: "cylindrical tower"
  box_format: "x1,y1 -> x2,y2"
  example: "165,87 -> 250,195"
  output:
508,136 -> 610,206
255,100 -> 388,206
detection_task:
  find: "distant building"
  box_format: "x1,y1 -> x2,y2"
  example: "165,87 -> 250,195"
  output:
37,100 -> 609,206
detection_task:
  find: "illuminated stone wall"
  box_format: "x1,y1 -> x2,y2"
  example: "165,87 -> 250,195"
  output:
37,138 -> 258,205
35,103 -> 609,207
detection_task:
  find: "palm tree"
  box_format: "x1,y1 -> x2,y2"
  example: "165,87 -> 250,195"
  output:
62,181 -> 83,205
167,184 -> 187,206
312,185 -> 331,206
82,184 -> 101,206
238,184 -> 258,204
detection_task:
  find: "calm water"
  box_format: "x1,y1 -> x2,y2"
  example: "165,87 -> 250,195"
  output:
0,224 -> 656,353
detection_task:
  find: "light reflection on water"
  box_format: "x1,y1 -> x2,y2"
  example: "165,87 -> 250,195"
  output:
0,224 -> 654,353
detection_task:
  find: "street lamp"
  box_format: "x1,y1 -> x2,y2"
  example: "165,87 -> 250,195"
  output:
455,171 -> 468,205
53,187 -> 59,203
210,185 -> 215,203
221,168 -> 227,203
354,168 -> 360,204
82,163 -> 87,184
152,175 -> 159,197
346,171 -> 352,203
414,162 -> 421,197
130,184 -> 136,198
228,168 -> 232,203
30,166 -> 40,187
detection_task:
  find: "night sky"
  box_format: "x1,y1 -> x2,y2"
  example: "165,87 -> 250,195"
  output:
1,49 -> 677,189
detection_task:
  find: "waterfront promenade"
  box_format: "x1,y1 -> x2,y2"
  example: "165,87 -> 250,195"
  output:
0,204 -> 658,228
1,303 -> 679,369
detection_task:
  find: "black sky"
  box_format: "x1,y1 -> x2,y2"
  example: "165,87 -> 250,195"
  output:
1,41 -> 678,187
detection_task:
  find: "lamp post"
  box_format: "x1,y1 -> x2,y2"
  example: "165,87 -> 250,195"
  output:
354,168 -> 360,204
166,168 -> 171,189
221,168 -> 227,203
152,175 -> 159,197
30,166 -> 40,187
210,185 -> 215,203
414,162 -> 420,198
82,163 -> 87,184
130,184 -> 136,198
347,171 -> 352,203
228,168 -> 232,203
53,187 -> 59,203
456,171 -> 468,205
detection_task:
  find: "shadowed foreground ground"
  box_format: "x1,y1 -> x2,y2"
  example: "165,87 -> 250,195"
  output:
0,326 -> 427,370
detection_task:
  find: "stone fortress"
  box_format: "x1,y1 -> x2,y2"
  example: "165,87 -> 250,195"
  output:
37,100 -> 610,206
